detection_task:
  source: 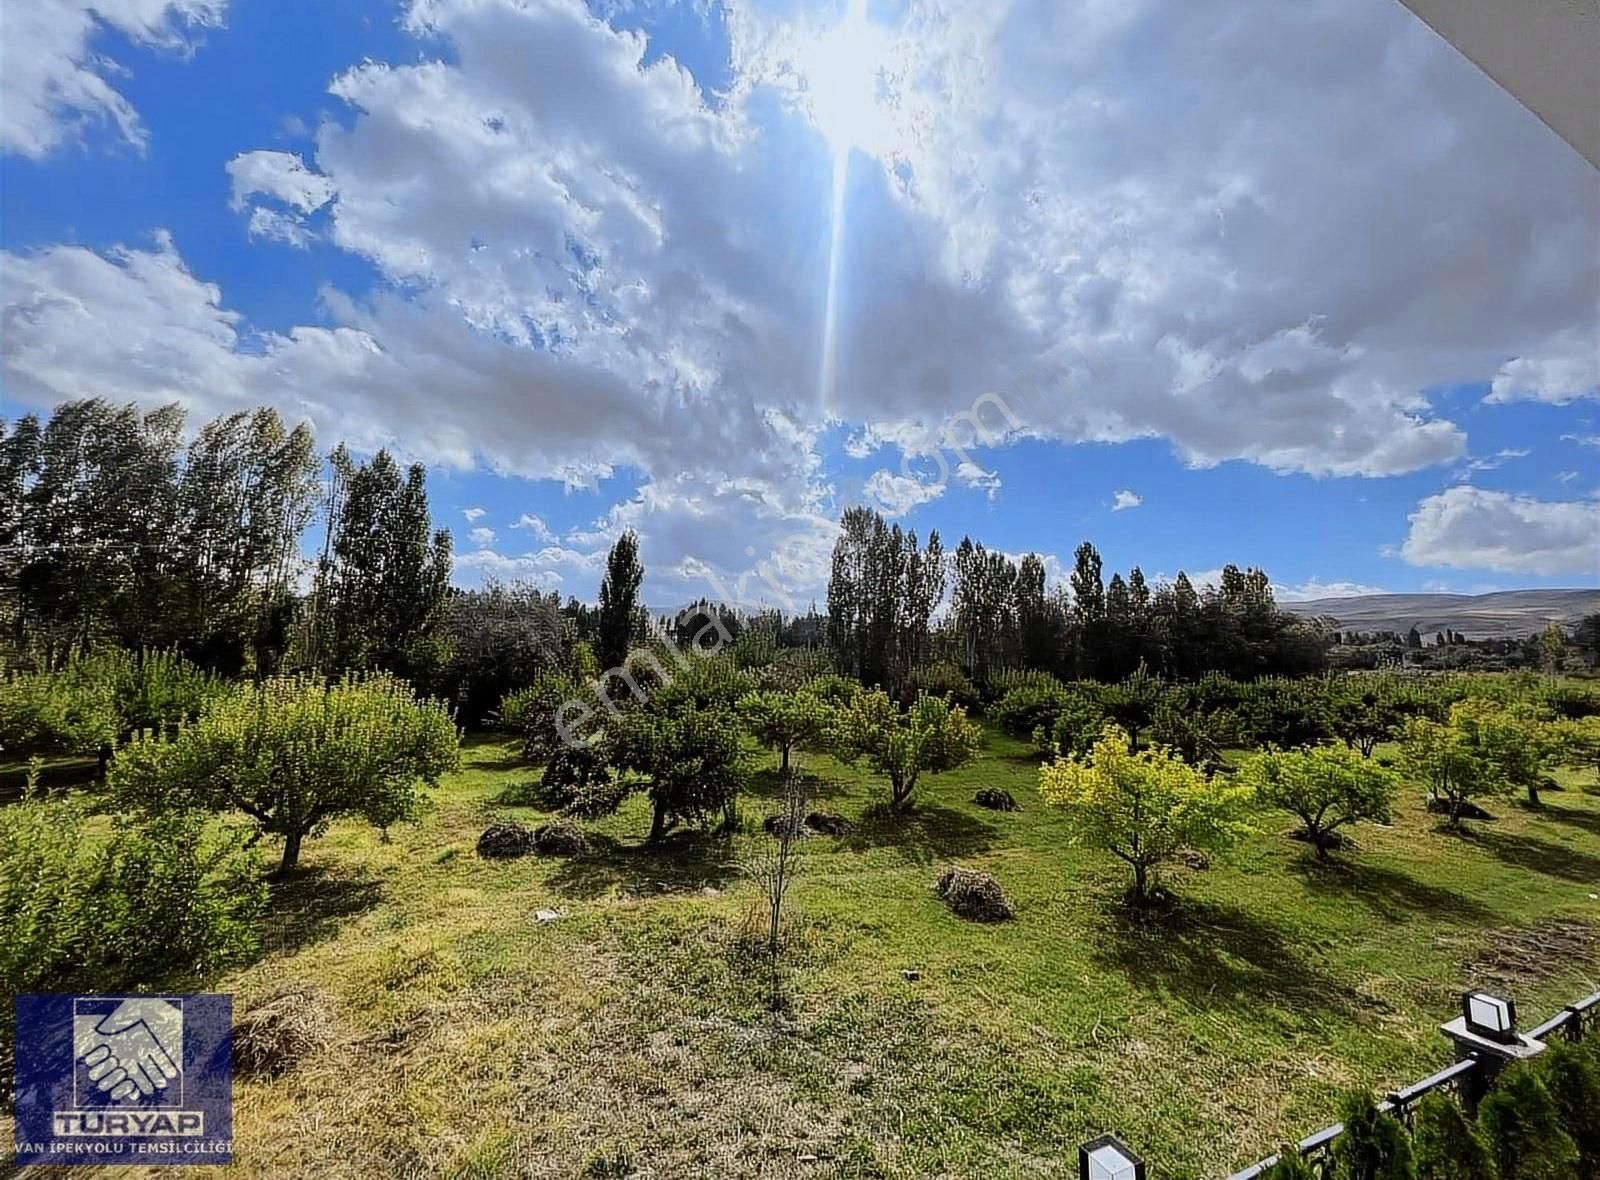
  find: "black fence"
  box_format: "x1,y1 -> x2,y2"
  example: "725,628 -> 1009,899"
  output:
1224,988 -> 1600,1180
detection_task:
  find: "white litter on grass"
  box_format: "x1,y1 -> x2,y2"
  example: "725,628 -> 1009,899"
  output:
535,909 -> 563,923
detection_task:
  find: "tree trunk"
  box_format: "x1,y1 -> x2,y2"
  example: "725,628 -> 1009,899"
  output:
1526,783 -> 1542,808
275,830 -> 304,877
780,744 -> 790,775
1132,862 -> 1148,904
647,800 -> 668,844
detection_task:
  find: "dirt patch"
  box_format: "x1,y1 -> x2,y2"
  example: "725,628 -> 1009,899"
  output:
1449,918 -> 1600,991
234,984 -> 334,1079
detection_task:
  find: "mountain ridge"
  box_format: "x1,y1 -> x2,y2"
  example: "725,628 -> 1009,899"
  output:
1282,588 -> 1600,639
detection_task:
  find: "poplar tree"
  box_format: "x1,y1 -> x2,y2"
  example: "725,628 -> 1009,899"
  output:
597,530 -> 643,672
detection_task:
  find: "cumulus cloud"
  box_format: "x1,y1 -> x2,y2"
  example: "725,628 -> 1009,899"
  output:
1401,487 -> 1600,576
1486,329 -> 1600,405
1111,489 -> 1142,512
510,513 -> 556,541
863,469 -> 944,517
0,1 -> 226,158
462,507 -> 485,522
468,526 -> 496,546
5,0 -> 1598,593
227,151 -> 335,214
227,150 -> 335,244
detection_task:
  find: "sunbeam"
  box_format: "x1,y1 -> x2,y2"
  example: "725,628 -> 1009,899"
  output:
798,0 -> 893,413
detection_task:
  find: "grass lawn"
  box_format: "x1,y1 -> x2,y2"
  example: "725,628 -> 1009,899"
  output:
11,729 -> 1600,1179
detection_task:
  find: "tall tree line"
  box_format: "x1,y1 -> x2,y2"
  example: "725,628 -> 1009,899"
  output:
2,400 -> 451,680
827,506 -> 944,694
827,507 -> 1326,688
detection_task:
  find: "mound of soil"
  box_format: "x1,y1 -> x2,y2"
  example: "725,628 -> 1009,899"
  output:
761,811 -> 853,838
934,867 -> 1013,922
533,821 -> 588,856
1175,846 -> 1212,870
972,788 -> 1020,812
477,821 -> 536,858
805,811 -> 852,836
234,986 -> 333,1079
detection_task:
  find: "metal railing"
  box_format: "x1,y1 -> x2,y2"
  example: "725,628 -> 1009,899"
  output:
1225,988 -> 1600,1180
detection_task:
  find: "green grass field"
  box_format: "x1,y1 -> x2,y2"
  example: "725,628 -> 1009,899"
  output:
13,728 -> 1600,1179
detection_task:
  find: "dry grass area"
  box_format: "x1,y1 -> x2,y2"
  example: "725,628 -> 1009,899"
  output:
8,732 -> 1600,1179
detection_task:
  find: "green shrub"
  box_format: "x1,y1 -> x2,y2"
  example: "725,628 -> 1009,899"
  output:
908,662 -> 980,711
656,655 -> 754,710
1479,1064 -> 1580,1180
112,673 -> 459,876
1535,1038 -> 1600,1178
610,704 -> 746,840
1040,685 -> 1110,755
738,687 -> 833,774
497,670 -> 577,763
1330,1090 -> 1416,1180
1412,1092 -> 1496,1180
990,683 -> 1069,738
0,662 -> 117,760
541,743 -> 626,818
0,785 -> 264,997
985,667 -> 1062,702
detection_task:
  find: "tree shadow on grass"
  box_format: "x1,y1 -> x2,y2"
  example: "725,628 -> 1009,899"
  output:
1470,829 -> 1600,884
1537,804 -> 1600,839
744,767 -> 850,803
262,865 -> 387,957
1292,856 -> 1497,925
838,802 -> 1000,865
1092,897 -> 1373,1027
544,830 -> 741,901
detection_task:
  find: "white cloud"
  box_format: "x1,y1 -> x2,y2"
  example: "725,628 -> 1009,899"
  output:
245,207 -> 315,248
468,525 -> 496,546
1111,489 -> 1142,512
863,469 -> 945,517
1273,578 -> 1389,602
1401,486 -> 1600,576
227,151 -> 335,214
227,151 -> 335,245
1486,329 -> 1600,405
0,1 -> 226,158
510,512 -> 555,541
953,460 -> 1001,501
462,506 -> 486,522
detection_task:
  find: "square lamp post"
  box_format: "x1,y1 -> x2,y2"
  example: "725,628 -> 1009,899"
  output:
1462,991 -> 1517,1044
1441,990 -> 1544,1115
1080,1134 -> 1145,1180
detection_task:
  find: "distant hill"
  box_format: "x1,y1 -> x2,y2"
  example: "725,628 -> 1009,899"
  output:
1283,589 -> 1600,640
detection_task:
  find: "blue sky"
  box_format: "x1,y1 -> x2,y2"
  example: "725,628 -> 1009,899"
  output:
2,0 -> 1597,609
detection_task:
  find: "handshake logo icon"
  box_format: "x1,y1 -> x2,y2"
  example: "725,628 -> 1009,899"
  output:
13,994 -> 233,1167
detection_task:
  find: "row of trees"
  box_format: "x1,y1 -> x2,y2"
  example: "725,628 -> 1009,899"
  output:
824,508 -> 1330,697
1,400 -> 452,681
1034,679 -> 1599,906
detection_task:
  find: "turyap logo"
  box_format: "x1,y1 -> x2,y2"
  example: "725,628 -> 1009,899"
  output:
13,994 -> 233,1166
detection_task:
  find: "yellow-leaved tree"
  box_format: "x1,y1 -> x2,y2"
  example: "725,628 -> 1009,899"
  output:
1039,724 -> 1254,905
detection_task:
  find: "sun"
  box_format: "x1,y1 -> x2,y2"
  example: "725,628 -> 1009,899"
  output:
796,0 -> 894,161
